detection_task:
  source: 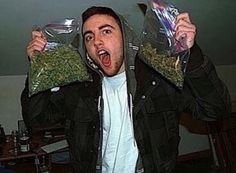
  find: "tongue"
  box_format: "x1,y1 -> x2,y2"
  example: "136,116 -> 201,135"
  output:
101,55 -> 111,67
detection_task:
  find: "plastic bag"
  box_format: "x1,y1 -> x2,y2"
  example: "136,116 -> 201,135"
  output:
139,0 -> 190,89
28,18 -> 92,97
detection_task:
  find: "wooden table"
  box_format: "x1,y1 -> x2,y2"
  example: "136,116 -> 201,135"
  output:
0,134 -> 46,161
0,131 -> 67,173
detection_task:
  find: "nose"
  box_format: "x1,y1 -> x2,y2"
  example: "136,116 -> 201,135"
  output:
94,34 -> 103,47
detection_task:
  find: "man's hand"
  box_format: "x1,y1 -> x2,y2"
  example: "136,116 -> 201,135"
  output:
175,12 -> 196,49
26,31 -> 46,59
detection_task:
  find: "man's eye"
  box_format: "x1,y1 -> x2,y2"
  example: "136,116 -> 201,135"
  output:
102,29 -> 111,35
85,35 -> 93,42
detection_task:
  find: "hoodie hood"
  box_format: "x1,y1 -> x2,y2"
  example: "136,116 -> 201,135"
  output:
79,11 -> 140,96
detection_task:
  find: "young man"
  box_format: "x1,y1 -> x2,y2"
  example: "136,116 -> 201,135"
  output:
22,6 -> 231,173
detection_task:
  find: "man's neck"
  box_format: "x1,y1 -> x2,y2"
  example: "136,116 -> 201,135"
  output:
117,61 -> 125,75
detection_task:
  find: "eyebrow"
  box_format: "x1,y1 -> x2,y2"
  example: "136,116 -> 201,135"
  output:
83,24 -> 115,38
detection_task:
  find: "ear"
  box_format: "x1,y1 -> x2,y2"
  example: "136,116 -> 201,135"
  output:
137,3 -> 147,15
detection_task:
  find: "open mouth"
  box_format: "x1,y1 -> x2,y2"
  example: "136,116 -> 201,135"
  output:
98,50 -> 111,67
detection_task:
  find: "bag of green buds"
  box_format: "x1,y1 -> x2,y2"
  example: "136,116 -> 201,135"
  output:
28,18 -> 92,97
138,0 -> 190,89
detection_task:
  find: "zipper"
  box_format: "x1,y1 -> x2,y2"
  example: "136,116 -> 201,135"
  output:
129,93 -> 136,147
97,82 -> 103,172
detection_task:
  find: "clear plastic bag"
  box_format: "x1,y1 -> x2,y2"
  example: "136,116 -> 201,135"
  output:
139,0 -> 190,89
28,18 -> 92,97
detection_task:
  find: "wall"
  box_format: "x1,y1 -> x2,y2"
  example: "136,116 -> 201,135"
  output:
0,75 -> 26,134
166,0 -> 236,66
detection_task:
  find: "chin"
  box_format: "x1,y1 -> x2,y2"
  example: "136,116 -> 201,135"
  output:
104,72 -> 116,77
103,70 -> 118,77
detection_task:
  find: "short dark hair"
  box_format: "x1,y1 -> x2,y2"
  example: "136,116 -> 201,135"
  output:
82,6 -> 122,31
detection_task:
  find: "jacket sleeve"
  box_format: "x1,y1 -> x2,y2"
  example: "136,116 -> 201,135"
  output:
180,43 -> 232,121
20,78 -> 67,131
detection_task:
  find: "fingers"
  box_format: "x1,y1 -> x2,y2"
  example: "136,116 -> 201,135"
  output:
176,12 -> 191,24
27,31 -> 46,59
175,12 -> 196,49
32,31 -> 44,39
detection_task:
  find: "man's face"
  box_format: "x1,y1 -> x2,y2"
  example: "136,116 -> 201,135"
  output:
83,14 -> 124,77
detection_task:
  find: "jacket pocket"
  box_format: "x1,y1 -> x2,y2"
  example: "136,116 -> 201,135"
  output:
143,108 -> 180,163
143,98 -> 179,143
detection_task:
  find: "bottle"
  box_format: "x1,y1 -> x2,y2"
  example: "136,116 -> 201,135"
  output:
11,130 -> 19,155
40,155 -> 50,173
19,130 -> 30,152
0,124 -> 6,144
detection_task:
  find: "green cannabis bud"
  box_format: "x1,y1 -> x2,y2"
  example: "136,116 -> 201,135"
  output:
29,45 -> 92,96
140,42 -> 184,88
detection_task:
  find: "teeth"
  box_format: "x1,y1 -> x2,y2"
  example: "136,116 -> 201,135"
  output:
98,50 -> 106,55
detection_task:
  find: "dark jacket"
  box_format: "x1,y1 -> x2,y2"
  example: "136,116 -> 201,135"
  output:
21,13 -> 231,173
